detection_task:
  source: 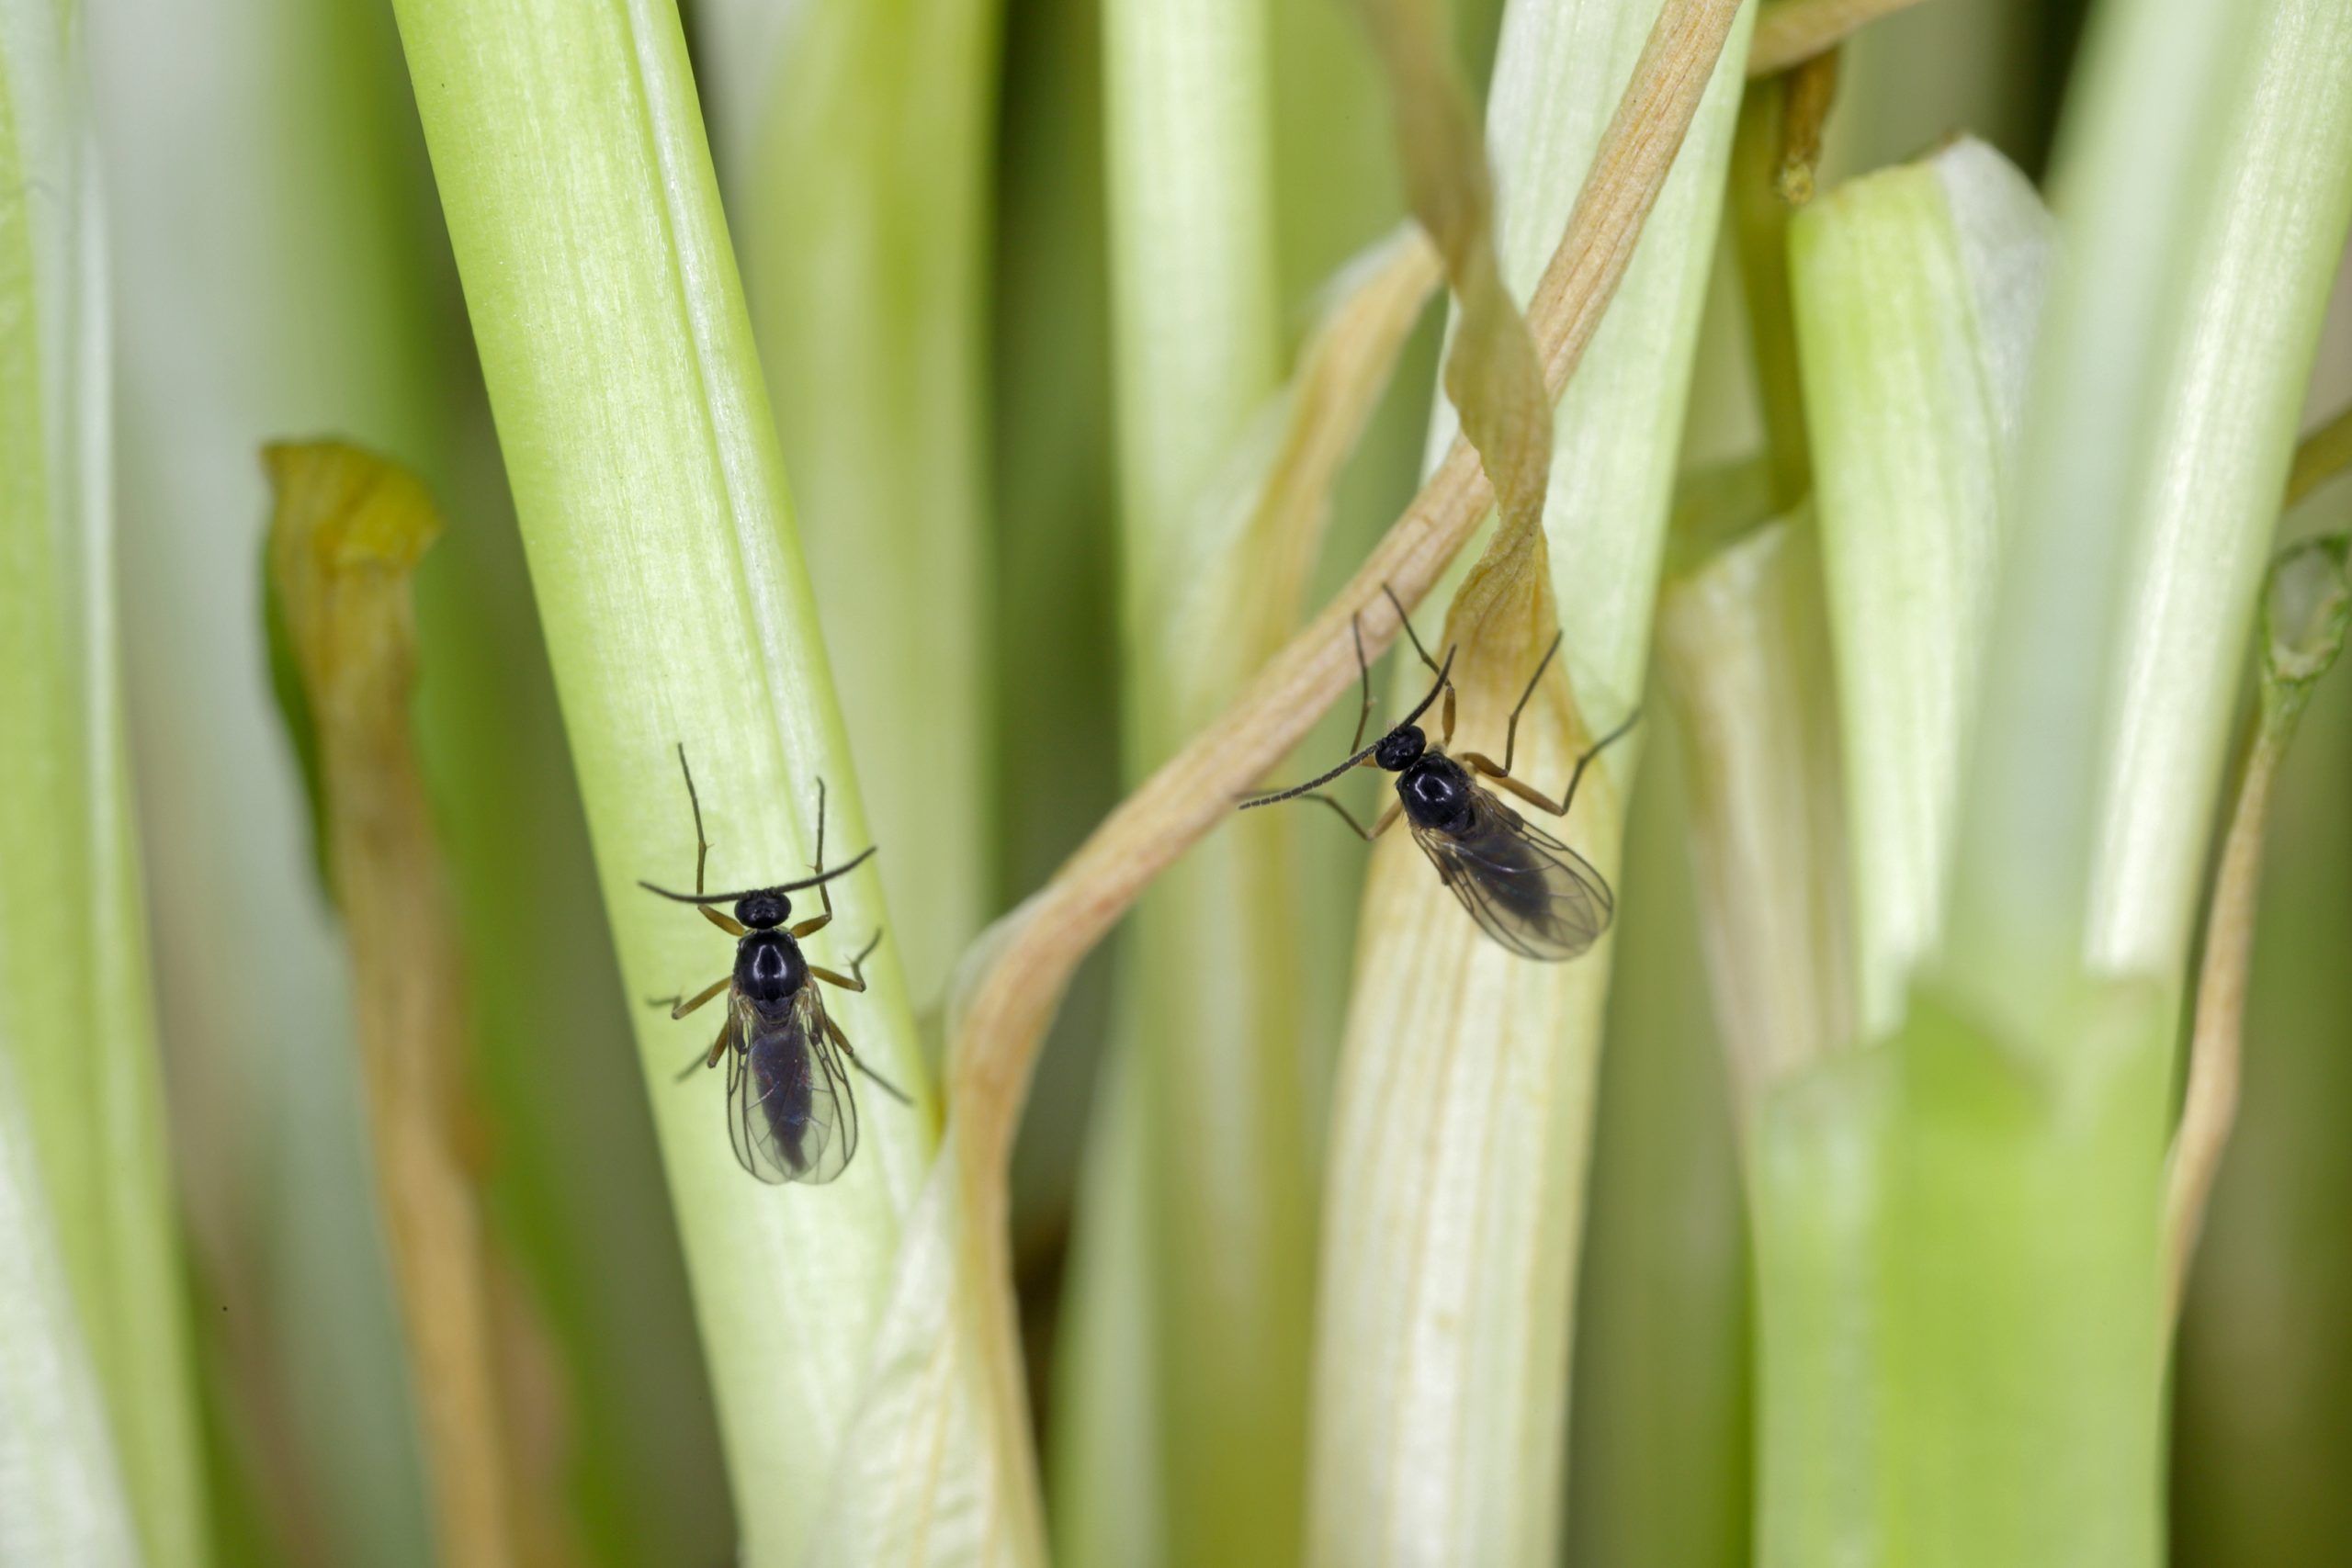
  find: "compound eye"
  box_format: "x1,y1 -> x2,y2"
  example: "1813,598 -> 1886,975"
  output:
734,893 -> 790,928
1374,726 -> 1424,771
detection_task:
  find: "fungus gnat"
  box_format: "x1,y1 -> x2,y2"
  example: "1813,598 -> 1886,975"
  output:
641,748 -> 908,1184
1241,589 -> 1639,962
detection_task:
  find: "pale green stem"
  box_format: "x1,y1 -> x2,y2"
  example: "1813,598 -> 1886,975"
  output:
2164,532 -> 2352,1319
388,2 -> 974,1561
2168,537 -> 2352,1567
1094,0 -> 1300,1560
94,0 -> 448,1554
107,0 -> 719,1551
1103,0 -> 1281,604
1748,130 -> 2172,1567
1750,973 -> 2173,1568
1730,76 -> 1812,510
1046,1044 -> 1164,1567
1947,0 -> 2352,1020
1747,6 -> 2352,1562
2080,0 -> 2352,984
0,1053 -> 138,1566
1791,138 -> 2052,1039
1563,720 -> 1756,1568
1306,5 -> 1756,1563
1426,0 -> 1758,709
0,6 -> 209,1562
1657,511 -> 1853,1108
696,0 -> 1001,998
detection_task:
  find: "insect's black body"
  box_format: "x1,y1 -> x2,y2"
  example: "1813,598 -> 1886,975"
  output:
642,751 -> 907,1185
1241,590 -> 1637,963
1382,727 -> 1473,834
733,898 -> 808,1008
717,894 -> 838,1179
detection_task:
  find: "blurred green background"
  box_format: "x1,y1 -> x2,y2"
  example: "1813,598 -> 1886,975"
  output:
27,0 -> 2349,1562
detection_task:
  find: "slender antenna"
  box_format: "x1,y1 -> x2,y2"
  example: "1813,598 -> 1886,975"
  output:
1239,645 -> 1456,809
1347,614 -> 1375,753
639,844 -> 878,906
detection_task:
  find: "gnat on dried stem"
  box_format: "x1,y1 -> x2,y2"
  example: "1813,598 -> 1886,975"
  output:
934,0 -> 1749,1485
952,0 -> 1745,1165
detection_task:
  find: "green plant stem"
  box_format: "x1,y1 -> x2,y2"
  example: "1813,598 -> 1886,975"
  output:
1306,4 -> 1756,1563
988,0 -> 1123,1258
1751,979 -> 2172,1568
1103,0 -> 1280,603
1566,723 -> 1755,1568
1789,139 -> 2052,1037
0,6 -> 209,1562
0,1053 -> 139,1565
94,0 -> 461,1555
1751,4 -> 2352,1565
2170,588 -> 2352,1568
943,5 -> 1758,1562
1094,0 -> 1303,1559
697,0 -> 1001,998
1730,75 -> 1812,510
2164,532 -> 2351,1319
2075,0 -> 2352,984
1948,0 -> 2352,1009
388,3 -> 957,1562
1657,512 -> 1853,1106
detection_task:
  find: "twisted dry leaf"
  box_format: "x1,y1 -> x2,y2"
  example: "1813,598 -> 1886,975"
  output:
935,0 -> 1751,1532
1348,0 -> 1553,556
803,230 -> 1445,1568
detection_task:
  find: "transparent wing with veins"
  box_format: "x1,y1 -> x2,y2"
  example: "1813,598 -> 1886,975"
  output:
1410,787 -> 1613,962
725,988 -> 860,1185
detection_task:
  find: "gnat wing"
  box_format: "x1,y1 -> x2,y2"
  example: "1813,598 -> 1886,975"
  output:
1410,787 -> 1614,962
726,989 -> 860,1185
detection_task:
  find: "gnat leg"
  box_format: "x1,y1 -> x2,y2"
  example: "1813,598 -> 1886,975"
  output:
673,1015 -> 734,1082
1303,793 -> 1404,842
1464,704 -> 1643,818
823,1010 -> 911,1105
790,778 -> 840,939
649,973 -> 731,1021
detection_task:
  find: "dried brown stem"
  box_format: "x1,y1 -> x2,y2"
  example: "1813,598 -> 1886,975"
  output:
266,443 -> 515,1568
1775,46 -> 1842,204
1349,0 -> 1553,545
942,0 -> 1748,1488
1750,0 -> 1932,76
955,0 -> 1742,1166
2165,532 -> 2352,1325
1731,80 -> 1811,507
2163,719 -> 2279,1325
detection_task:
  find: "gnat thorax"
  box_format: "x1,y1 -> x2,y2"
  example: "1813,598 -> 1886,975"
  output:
735,929 -> 808,1010
1397,754 -> 1475,834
